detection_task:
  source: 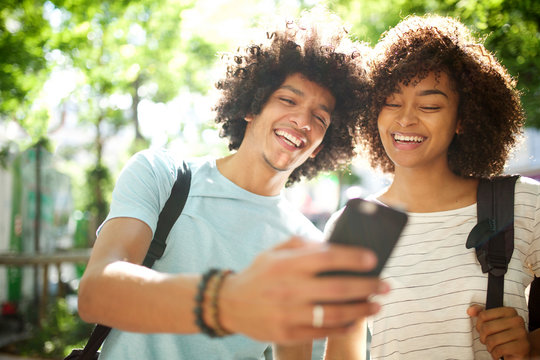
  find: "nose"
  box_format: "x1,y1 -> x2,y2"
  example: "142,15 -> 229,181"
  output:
396,106 -> 418,128
290,110 -> 311,131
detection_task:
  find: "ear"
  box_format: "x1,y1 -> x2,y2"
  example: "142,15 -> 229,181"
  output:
455,118 -> 462,135
309,143 -> 324,158
245,114 -> 254,122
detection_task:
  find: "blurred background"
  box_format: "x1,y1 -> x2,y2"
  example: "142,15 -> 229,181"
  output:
0,0 -> 539,358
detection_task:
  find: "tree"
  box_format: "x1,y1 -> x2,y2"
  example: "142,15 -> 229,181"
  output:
41,0 -> 219,231
0,0 -> 50,124
326,0 -> 540,127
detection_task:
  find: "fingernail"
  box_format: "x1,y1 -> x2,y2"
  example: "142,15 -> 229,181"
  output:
369,302 -> 381,314
377,281 -> 390,294
363,250 -> 377,268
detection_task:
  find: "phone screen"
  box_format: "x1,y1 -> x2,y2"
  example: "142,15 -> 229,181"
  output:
320,198 -> 408,277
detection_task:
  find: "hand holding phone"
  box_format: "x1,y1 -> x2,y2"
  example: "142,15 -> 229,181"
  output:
320,198 -> 408,277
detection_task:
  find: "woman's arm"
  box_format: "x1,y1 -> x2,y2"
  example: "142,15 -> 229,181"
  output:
324,319 -> 368,360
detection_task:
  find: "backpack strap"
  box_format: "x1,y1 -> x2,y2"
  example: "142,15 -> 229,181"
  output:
529,276 -> 540,332
67,162 -> 192,360
143,160 -> 192,267
466,175 -> 519,309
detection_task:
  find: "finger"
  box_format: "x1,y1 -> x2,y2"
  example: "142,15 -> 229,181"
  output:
484,324 -> 528,354
467,304 -> 484,317
272,236 -> 319,251
488,338 -> 530,360
306,302 -> 381,328
295,276 -> 389,303
281,243 -> 378,275
477,306 -> 518,323
478,312 -> 526,344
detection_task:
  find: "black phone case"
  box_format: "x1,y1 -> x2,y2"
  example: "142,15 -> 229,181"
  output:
321,198 -> 408,277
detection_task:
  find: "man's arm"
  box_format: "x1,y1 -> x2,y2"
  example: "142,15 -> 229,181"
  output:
79,218 -> 389,342
78,217 -> 201,333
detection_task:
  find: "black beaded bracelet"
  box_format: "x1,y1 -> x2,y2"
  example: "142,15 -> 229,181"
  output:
194,268 -> 219,337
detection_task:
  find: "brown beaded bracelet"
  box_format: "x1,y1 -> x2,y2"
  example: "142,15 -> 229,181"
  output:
194,268 -> 219,337
208,269 -> 234,337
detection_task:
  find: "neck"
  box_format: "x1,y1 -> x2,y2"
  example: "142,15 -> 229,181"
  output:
216,153 -> 291,197
381,165 -> 478,213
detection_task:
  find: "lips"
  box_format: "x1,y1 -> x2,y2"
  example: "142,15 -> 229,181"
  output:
392,133 -> 426,144
275,129 -> 305,148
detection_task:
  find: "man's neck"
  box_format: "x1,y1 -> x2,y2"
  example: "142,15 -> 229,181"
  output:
216,154 -> 290,197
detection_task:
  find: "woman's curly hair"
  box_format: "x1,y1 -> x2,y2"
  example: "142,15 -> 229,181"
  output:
361,14 -> 524,177
213,9 -> 371,186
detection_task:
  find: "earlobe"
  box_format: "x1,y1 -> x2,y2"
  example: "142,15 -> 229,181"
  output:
245,115 -> 253,122
310,144 -> 324,158
455,119 -> 462,135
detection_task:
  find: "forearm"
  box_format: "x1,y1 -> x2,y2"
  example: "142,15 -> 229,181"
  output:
273,342 -> 312,360
324,320 -> 367,360
529,328 -> 540,358
78,260 -> 200,333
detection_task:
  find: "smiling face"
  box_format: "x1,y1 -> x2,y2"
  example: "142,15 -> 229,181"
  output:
377,72 -> 460,173
242,73 -> 335,173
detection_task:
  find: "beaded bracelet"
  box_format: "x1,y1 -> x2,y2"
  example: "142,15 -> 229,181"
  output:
194,268 -> 219,337
208,269 -> 234,336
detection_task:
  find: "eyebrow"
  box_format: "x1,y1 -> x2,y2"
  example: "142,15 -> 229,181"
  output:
417,89 -> 449,98
279,85 -> 332,114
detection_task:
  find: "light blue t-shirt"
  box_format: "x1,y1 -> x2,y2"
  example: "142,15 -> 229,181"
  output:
99,149 -> 324,360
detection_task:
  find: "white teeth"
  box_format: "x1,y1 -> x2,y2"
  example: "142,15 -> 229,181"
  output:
276,130 -> 302,147
393,134 -> 424,143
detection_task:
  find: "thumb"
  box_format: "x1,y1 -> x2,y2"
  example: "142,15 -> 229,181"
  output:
467,304 -> 484,318
271,236 -> 319,251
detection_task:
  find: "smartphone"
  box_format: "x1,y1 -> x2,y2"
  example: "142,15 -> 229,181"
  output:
320,198 -> 408,277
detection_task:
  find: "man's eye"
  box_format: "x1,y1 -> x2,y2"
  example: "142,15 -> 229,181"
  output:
280,98 -> 295,105
314,115 -> 328,127
384,103 -> 400,108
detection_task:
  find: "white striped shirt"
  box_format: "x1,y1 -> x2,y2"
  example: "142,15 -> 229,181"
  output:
326,177 -> 540,359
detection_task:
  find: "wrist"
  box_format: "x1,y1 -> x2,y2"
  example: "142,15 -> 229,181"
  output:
216,272 -> 238,334
194,268 -> 235,338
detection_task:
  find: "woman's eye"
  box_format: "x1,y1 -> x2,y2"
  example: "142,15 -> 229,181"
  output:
421,106 -> 441,111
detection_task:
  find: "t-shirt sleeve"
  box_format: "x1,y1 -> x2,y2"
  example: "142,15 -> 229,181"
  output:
97,149 -> 179,236
323,207 -> 345,241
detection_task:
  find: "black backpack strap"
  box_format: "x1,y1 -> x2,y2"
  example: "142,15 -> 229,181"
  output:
529,276 -> 540,332
143,161 -> 192,267
466,175 -> 519,309
67,162 -> 192,360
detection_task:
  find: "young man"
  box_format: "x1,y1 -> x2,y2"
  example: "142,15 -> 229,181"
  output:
77,10 -> 387,360
326,14 -> 540,360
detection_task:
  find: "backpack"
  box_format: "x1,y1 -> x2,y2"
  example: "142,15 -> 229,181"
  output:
466,176 -> 539,332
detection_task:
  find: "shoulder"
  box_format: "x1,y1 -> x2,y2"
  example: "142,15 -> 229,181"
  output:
124,148 -> 179,177
323,206 -> 345,239
514,176 -> 540,212
515,176 -> 540,196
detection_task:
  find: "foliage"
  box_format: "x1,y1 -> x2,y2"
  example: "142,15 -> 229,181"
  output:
7,298 -> 94,359
0,0 -> 50,122
326,0 -> 540,127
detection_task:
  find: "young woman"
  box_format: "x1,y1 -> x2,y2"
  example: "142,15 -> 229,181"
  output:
325,15 -> 540,360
